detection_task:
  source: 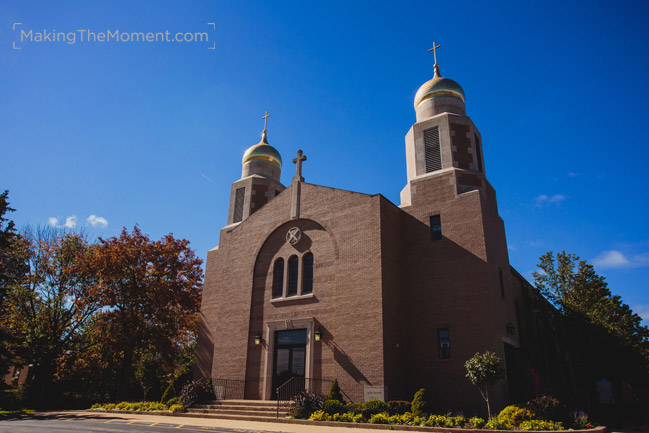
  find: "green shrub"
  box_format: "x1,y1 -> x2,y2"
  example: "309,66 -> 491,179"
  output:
425,414 -> 448,427
519,420 -> 564,430
445,415 -> 467,427
497,405 -> 535,428
104,403 -> 116,411
352,413 -> 366,423
485,418 -> 507,429
169,404 -> 184,413
400,412 -> 414,425
411,388 -> 431,416
333,412 -> 354,422
369,412 -> 390,424
362,399 -> 388,417
310,410 -> 331,421
412,415 -> 426,426
166,397 -> 178,406
387,400 -> 411,415
344,402 -> 362,414
327,379 -> 344,402
526,396 -> 570,425
388,414 -> 402,424
469,416 -> 486,428
322,399 -> 344,415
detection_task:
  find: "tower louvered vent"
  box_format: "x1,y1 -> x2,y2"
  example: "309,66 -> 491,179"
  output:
424,127 -> 442,173
233,187 -> 245,223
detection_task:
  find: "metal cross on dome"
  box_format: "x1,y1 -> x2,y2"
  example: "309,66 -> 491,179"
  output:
262,111 -> 270,131
428,42 -> 441,65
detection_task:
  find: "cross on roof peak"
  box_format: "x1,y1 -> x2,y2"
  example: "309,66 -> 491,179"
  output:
292,149 -> 307,182
262,110 -> 271,132
428,42 -> 441,65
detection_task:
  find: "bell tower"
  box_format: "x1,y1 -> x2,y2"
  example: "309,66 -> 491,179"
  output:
227,111 -> 286,225
400,44 -> 485,206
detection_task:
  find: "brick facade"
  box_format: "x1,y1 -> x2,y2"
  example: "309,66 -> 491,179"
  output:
194,66 -> 562,414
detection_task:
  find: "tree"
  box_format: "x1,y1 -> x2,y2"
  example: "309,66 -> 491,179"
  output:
533,251 -> 649,356
327,378 -> 343,402
465,351 -> 506,417
532,251 -> 649,409
135,351 -> 164,401
1,226 -> 100,406
91,226 -> 203,399
0,190 -> 26,376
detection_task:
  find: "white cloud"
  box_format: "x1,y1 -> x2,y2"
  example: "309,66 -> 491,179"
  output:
568,172 -> 579,177
633,305 -> 649,321
48,217 -> 59,227
534,194 -> 566,207
508,244 -> 517,251
87,214 -> 109,228
592,250 -> 649,269
63,215 -> 77,228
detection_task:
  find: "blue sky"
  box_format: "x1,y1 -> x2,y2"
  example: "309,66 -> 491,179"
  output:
1,1 -> 648,324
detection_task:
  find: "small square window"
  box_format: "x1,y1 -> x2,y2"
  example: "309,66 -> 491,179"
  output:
430,215 -> 442,241
438,328 -> 451,360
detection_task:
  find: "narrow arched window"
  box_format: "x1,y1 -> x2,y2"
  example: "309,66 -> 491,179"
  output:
287,255 -> 299,297
302,253 -> 313,295
272,258 -> 284,299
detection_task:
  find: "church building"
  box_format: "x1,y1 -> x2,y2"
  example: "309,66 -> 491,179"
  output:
195,48 -> 565,412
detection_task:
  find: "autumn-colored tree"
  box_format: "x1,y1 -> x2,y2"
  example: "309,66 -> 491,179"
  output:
91,226 -> 203,400
1,226 -> 99,406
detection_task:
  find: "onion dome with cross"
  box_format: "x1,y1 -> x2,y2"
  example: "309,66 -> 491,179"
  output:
413,43 -> 466,120
241,111 -> 283,181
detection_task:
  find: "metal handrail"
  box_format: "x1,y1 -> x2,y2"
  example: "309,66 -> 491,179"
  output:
212,378 -> 246,400
275,376 -> 355,418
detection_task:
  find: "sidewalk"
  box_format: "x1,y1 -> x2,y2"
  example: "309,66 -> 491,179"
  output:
30,410 -> 391,433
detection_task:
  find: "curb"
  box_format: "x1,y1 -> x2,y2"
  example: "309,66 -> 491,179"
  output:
86,410 -> 607,433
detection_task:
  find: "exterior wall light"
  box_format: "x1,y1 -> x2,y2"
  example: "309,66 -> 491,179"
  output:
314,329 -> 322,342
254,334 -> 262,345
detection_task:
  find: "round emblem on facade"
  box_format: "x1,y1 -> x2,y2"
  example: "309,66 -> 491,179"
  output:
286,227 -> 302,245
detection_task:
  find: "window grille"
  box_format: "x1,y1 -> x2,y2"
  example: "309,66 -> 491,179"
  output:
424,126 -> 442,173
233,187 -> 245,223
302,253 -> 313,295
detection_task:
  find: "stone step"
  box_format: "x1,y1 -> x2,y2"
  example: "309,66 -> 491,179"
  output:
187,408 -> 289,417
193,406 -> 288,414
194,403 -> 280,411
201,399 -> 277,407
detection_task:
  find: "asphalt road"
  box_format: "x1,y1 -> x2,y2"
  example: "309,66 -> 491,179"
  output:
0,413 -> 277,433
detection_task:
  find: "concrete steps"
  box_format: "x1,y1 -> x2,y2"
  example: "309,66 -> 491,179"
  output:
186,400 -> 289,420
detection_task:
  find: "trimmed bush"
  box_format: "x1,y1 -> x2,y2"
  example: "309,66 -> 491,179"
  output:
497,405 -> 535,428
344,402 -> 362,414
411,388 -> 431,417
322,399 -> 344,415
327,379 -> 344,402
387,400 -> 411,415
519,419 -> 564,430
362,399 -> 389,417
333,412 -> 354,422
526,396 -> 571,426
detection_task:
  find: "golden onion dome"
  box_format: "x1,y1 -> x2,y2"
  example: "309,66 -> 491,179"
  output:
242,130 -> 282,167
414,65 -> 465,109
